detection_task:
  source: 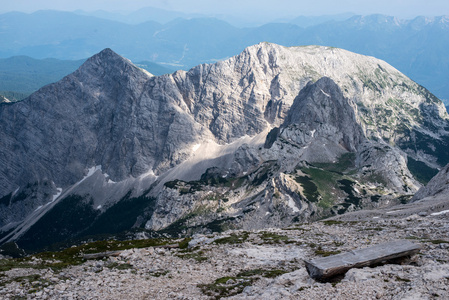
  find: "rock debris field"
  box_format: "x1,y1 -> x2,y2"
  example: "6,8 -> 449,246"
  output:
1,210 -> 448,300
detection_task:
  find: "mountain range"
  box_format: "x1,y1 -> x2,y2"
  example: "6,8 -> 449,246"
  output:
0,43 -> 448,253
74,7 -> 355,27
0,11 -> 447,103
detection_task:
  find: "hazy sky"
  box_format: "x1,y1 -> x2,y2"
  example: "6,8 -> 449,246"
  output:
1,0 -> 448,18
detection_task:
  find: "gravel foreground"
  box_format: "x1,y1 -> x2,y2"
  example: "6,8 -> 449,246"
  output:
1,211 -> 448,300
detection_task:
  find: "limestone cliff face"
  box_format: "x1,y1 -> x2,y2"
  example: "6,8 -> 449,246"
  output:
0,48 -> 209,232
0,49 -> 207,195
171,43 -> 449,169
283,77 -> 364,155
0,43 -> 448,248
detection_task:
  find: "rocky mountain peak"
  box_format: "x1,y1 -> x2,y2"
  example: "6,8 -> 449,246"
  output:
73,47 -> 152,86
348,14 -> 404,29
283,76 -> 364,154
81,48 -> 131,69
1,43 -> 448,251
0,47 -> 156,196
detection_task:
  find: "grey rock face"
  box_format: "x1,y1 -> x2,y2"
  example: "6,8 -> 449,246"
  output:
144,75 -> 423,231
413,163 -> 449,200
0,49 -> 209,195
284,77 -> 364,152
1,49 -> 150,190
0,43 -> 448,245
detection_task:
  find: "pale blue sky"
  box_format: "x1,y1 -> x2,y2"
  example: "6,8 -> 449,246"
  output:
1,0 -> 448,18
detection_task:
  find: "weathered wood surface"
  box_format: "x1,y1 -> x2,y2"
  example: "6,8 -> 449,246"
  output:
304,239 -> 421,280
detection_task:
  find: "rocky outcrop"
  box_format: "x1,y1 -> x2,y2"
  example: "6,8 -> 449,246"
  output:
283,77 -> 364,153
0,43 -> 448,248
1,211 -> 448,299
413,163 -> 449,200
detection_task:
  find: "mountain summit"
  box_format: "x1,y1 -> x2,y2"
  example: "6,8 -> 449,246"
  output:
0,43 -> 448,251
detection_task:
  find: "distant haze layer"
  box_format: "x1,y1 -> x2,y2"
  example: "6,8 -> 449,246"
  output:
1,0 -> 449,20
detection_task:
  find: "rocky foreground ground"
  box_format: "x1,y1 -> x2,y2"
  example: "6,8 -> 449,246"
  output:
1,200 -> 448,300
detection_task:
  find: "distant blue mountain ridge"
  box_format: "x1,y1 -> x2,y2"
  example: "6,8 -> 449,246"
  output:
0,55 -> 176,101
0,10 -> 447,103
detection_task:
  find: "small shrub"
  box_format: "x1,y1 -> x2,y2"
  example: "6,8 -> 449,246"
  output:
428,239 -> 448,245
258,232 -> 290,244
199,267 -> 289,299
395,276 -> 411,282
178,237 -> 192,249
176,250 -> 207,262
322,220 -> 344,226
314,249 -> 341,257
106,262 -> 133,270
214,232 -> 249,245
149,270 -> 169,277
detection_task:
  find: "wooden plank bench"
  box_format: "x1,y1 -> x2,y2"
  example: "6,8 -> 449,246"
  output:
304,239 -> 421,281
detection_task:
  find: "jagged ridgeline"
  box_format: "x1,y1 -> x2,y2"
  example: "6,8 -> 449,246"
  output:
0,43 -> 448,253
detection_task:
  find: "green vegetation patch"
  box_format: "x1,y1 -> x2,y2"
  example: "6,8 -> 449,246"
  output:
17,191 -> 157,253
158,214 -> 194,236
236,268 -> 288,278
148,269 -> 170,277
258,231 -> 291,244
322,220 -> 344,226
416,85 -> 440,104
159,212 -> 238,236
199,276 -> 253,299
213,232 -> 249,245
314,248 -> 342,257
106,262 -> 134,270
338,179 -> 362,206
399,130 -> 449,167
178,237 -> 192,249
358,227 -> 384,231
0,241 -> 26,258
396,195 -> 412,204
427,239 -> 449,245
176,248 -> 208,262
407,157 -> 439,185
295,175 -> 320,203
283,226 -> 310,232
0,259 -> 39,273
17,195 -> 100,252
199,268 -> 289,299
370,195 -> 381,202
83,191 -> 156,237
0,237 -> 172,272
312,152 -> 356,174
395,276 -> 411,283
0,273 -> 53,294
299,167 -> 342,208
72,238 -> 172,254
361,76 -> 382,93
